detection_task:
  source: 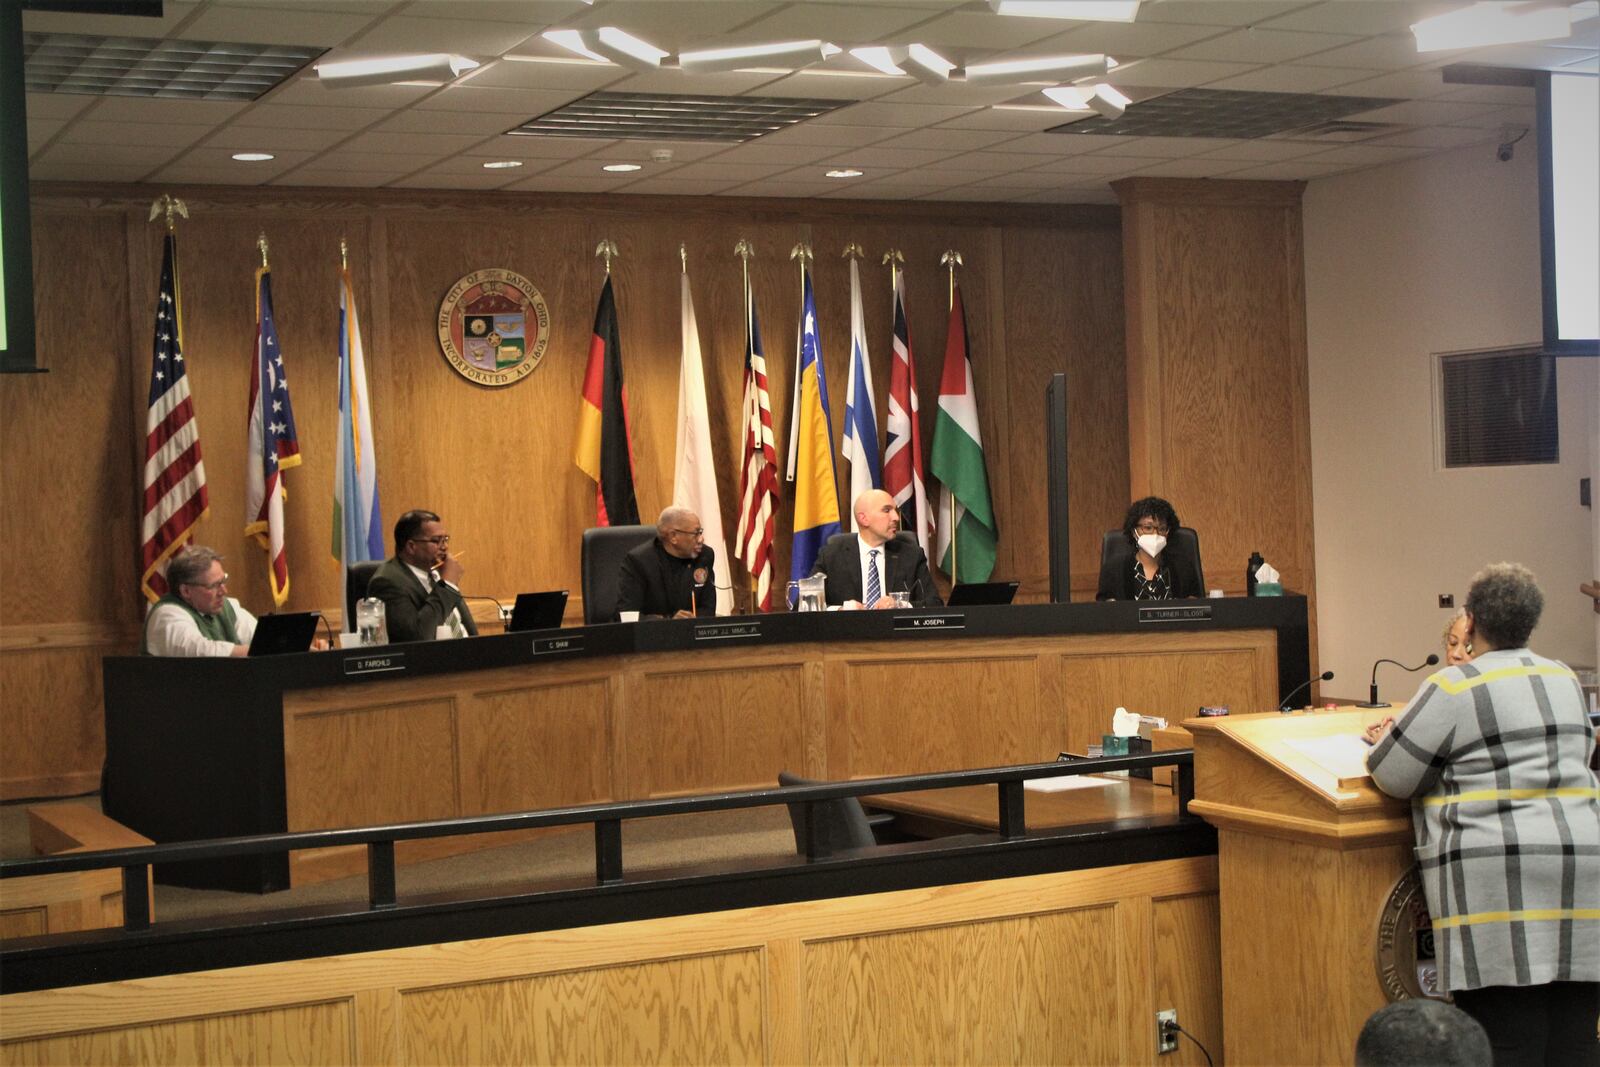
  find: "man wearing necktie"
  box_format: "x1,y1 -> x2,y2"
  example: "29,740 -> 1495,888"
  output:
365,509 -> 478,642
815,489 -> 942,610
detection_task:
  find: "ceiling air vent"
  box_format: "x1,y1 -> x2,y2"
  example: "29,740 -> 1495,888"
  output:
1267,120 -> 1410,143
1048,87 -> 1403,140
510,91 -> 854,144
24,32 -> 323,101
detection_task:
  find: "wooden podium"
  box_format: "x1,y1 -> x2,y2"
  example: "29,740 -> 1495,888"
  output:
1186,709 -> 1413,1066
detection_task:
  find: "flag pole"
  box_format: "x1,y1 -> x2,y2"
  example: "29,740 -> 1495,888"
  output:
595,238 -> 618,275
940,247 -> 963,582
735,237 -> 757,610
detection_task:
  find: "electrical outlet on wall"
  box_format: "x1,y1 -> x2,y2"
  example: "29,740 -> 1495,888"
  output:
1157,1009 -> 1178,1054
1439,593 -> 1454,608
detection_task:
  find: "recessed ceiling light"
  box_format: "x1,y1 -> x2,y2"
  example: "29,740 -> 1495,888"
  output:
826,168 -> 863,178
482,160 -> 523,169
231,152 -> 275,162
602,163 -> 642,172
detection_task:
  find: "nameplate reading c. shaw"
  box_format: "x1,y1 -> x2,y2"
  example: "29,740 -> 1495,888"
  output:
1138,605 -> 1213,623
694,621 -> 762,642
533,635 -> 583,656
344,652 -> 406,676
894,613 -> 965,632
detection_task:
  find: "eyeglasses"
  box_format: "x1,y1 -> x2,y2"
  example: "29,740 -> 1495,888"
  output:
410,535 -> 451,546
668,527 -> 704,538
186,573 -> 229,591
1134,523 -> 1170,536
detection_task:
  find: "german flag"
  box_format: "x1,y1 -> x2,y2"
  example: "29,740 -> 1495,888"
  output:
573,276 -> 639,526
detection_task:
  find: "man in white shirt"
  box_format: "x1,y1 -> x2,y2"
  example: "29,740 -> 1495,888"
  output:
363,509 -> 478,642
814,489 -> 942,609
142,547 -> 257,657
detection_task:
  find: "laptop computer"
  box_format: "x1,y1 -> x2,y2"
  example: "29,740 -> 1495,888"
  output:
247,611 -> 320,656
507,590 -> 569,633
945,580 -> 1020,607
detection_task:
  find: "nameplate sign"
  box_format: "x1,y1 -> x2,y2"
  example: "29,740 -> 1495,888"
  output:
533,635 -> 583,656
1137,605 -> 1213,623
694,621 -> 763,642
344,652 -> 406,676
894,613 -> 965,632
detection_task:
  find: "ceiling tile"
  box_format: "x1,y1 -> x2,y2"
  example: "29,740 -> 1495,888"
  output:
704,141 -> 840,165
21,2 -> 200,37
1026,151 -> 1159,173
827,182 -> 950,199
1002,128 -> 1131,153
145,165 -> 273,185
1434,83 -> 1537,105
233,103 -> 391,129
945,167 -> 1079,189
177,6 -> 374,47
925,185 -> 1033,201
1295,34 -> 1449,70
1338,98 -> 1504,125
875,127 -> 1021,151
154,149 -> 312,179
1167,27 -> 1362,64
59,120 -> 213,148
1048,19 -> 1230,57
27,119 -> 63,153
210,0 -> 396,13
1223,158 -> 1357,179
1019,184 -> 1114,203
465,133 -> 617,158
374,109 -> 525,135
653,160 -> 787,182
1108,57 -> 1263,86
388,168 -> 531,189
1321,67 -> 1451,98
292,149 -> 437,171
755,123 -> 903,147
940,147 -> 1085,171
341,15 -> 541,57
1070,134 -> 1241,158
1122,156 -> 1253,177
78,96 -> 249,124
36,141 -> 184,167
563,2 -> 785,50
1205,63 -> 1386,93
874,81 -> 1051,107
611,177 -> 749,195
602,69 -> 787,96
1364,125 -> 1497,149
1427,103 -> 1535,130
885,10 -> 1085,49
739,2 -> 939,42
1257,2 -> 1455,36
1192,138 -> 1334,161
28,161 -> 155,183
812,101 -> 978,127
586,141 -> 729,163
819,145 -> 955,168
1139,2 -> 1311,27
341,131 -> 494,154
413,154 -> 563,176
1297,142 -> 1429,164
501,173 -> 630,193
271,169 -> 406,187
540,157 -> 659,179
466,58 -> 630,93
22,92 -> 95,121
265,78 -> 437,109
403,1 -> 590,22
938,107 -> 1082,133
756,71 -> 910,102
847,168 -> 957,188
206,125 -> 352,151
414,85 -> 585,114
720,180 -> 842,198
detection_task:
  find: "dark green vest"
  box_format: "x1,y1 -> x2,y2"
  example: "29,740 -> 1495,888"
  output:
141,592 -> 241,654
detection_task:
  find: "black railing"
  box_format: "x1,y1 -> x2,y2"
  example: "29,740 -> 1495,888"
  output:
1,751 -> 1195,936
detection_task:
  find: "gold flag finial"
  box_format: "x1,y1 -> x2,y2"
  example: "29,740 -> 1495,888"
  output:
680,243 -> 687,274
595,238 -> 618,274
883,247 -> 905,287
339,237 -> 348,271
789,242 -> 814,266
257,232 -> 270,270
841,242 -> 864,260
940,248 -> 963,309
734,238 -> 755,262
147,194 -> 188,232
882,248 -> 905,266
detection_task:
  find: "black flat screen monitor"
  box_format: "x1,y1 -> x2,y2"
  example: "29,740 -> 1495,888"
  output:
247,612 -> 319,656
508,590 -> 569,632
946,581 -> 1020,606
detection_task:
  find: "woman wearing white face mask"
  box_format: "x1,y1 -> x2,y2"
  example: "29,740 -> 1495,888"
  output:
1095,496 -> 1205,601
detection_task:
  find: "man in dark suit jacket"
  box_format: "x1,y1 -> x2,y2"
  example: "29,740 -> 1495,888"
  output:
814,490 -> 942,609
616,506 -> 717,620
365,509 -> 479,642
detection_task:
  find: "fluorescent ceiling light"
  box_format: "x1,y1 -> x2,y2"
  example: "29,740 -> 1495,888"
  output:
602,163 -> 642,172
1044,82 -> 1129,117
850,45 -> 908,76
676,39 -> 838,74
1411,2 -> 1575,52
989,0 -> 1140,21
592,27 -> 669,71
316,53 -> 478,88
961,52 -> 1110,84
542,29 -> 607,63
482,160 -> 522,169
826,168 -> 863,178
231,152 -> 275,162
905,43 -> 956,85
1042,85 -> 1093,110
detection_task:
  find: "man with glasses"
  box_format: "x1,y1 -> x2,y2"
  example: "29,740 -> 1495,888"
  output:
616,506 -> 717,620
366,509 -> 478,642
142,546 -> 257,657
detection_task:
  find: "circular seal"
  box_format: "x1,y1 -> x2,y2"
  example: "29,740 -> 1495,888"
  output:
437,269 -> 550,387
1375,864 -> 1446,1002
693,567 -> 708,586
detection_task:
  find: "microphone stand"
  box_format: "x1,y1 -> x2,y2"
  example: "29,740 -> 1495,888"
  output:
1279,670 -> 1334,711
1358,655 -> 1440,708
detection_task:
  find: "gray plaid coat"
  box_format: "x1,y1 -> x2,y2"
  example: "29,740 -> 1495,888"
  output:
1367,648 -> 1600,993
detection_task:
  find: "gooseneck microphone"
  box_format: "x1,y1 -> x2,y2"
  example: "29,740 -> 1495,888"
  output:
1279,670 -> 1334,711
459,593 -> 508,626
312,611 -> 336,649
1359,654 -> 1440,708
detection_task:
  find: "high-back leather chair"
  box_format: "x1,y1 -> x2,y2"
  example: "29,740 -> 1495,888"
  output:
1097,526 -> 1205,594
777,770 -> 879,856
580,524 -> 656,624
344,560 -> 383,625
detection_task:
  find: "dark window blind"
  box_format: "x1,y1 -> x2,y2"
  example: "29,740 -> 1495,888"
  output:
1440,349 -> 1559,468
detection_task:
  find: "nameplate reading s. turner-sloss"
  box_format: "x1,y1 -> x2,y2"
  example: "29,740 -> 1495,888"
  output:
1138,605 -> 1212,623
894,613 -> 965,632
694,621 -> 762,642
533,635 -> 583,656
344,652 -> 406,675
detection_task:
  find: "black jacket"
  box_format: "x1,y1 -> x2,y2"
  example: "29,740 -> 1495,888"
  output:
814,533 -> 942,608
1095,535 -> 1204,601
616,539 -> 716,619
365,557 -> 480,642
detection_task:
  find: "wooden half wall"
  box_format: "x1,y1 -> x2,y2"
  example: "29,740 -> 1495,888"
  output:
0,859 -> 1222,1066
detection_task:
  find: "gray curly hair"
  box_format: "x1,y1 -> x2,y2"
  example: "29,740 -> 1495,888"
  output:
1465,562 -> 1543,651
167,546 -> 224,589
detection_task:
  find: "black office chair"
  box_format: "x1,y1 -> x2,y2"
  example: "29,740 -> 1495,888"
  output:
1097,526 -> 1204,595
821,530 -> 917,553
580,524 -> 656,624
344,560 -> 383,623
777,771 -> 892,857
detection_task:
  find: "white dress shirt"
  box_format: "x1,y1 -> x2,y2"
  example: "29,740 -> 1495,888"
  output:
405,562 -> 464,634
145,598 -> 258,657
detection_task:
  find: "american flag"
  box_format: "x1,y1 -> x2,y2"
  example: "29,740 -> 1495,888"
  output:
140,233 -> 209,601
244,266 -> 301,606
733,292 -> 780,612
883,266 -> 932,559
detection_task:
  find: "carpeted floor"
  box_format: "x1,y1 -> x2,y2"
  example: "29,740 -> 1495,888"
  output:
1,795 -> 799,924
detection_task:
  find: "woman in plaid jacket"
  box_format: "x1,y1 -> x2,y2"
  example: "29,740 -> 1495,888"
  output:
1367,562 -> 1599,1066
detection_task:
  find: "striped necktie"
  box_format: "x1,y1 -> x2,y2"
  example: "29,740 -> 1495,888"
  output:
866,548 -> 881,604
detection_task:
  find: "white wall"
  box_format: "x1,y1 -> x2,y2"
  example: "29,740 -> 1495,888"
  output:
1304,136 -> 1598,700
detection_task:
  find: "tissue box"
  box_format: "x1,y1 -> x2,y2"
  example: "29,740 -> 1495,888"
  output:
1254,581 -> 1283,596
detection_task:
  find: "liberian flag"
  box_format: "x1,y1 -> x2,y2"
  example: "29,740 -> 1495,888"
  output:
244,266 -> 301,606
735,291 -> 780,612
840,256 -> 881,526
883,267 -> 931,560
785,265 -> 841,581
931,281 -> 996,583
332,265 -> 384,619
672,270 -> 729,614
573,276 -> 639,526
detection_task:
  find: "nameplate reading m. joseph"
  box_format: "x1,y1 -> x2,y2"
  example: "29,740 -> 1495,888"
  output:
437,268 -> 550,387
344,652 -> 406,676
894,613 -> 965,632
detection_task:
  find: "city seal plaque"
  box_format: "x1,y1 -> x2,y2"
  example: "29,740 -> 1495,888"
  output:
1375,864 -> 1445,1002
437,268 -> 549,387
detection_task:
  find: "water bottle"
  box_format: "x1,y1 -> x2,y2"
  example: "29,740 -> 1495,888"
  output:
356,596 -> 388,645
1246,552 -> 1263,597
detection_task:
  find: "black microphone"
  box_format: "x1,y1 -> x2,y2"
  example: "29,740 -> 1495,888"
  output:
312,611 -> 335,650
1279,670 -> 1334,711
458,594 -> 507,628
1360,654 -> 1440,708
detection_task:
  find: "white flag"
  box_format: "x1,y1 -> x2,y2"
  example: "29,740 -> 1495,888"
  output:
672,271 -> 730,615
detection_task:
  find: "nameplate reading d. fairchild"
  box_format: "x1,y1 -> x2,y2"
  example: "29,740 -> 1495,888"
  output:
694,621 -> 762,642
1138,605 -> 1212,623
344,652 -> 406,676
533,635 -> 583,656
894,613 -> 965,632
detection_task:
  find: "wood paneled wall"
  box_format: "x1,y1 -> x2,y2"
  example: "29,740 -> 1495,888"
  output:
0,183 -> 1128,798
0,859 -> 1222,1066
